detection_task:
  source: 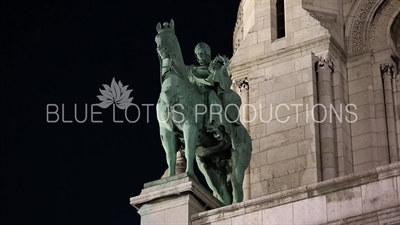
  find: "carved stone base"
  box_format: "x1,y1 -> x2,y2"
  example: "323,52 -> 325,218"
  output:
130,173 -> 223,225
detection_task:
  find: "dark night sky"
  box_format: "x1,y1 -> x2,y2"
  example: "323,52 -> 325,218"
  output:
1,0 -> 241,224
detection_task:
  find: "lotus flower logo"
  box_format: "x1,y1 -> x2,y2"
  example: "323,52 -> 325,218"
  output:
96,78 -> 134,110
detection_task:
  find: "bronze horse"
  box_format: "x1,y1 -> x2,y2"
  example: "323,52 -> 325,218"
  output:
155,19 -> 252,205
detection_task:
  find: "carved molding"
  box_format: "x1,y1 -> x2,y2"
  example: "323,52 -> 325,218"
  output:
380,63 -> 395,78
371,0 -> 400,50
308,11 -> 337,29
316,54 -> 335,73
346,0 -> 378,53
235,77 -> 249,92
233,1 -> 244,53
301,0 -> 338,33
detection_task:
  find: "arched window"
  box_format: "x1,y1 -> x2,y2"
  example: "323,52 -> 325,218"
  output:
276,0 -> 285,38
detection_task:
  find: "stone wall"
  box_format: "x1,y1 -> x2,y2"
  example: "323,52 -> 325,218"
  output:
229,0 -> 400,200
230,0 -> 331,199
191,162 -> 400,225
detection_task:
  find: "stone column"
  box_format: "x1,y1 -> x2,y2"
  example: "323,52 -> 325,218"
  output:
316,54 -> 337,180
381,63 -> 399,163
130,173 -> 223,225
237,77 -> 250,201
396,65 -> 400,162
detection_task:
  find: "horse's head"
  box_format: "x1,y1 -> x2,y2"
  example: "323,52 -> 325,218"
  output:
155,19 -> 184,66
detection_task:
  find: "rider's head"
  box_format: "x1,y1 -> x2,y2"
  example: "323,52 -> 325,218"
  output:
194,42 -> 211,66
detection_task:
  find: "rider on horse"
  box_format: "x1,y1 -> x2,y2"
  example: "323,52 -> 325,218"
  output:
187,42 -> 242,141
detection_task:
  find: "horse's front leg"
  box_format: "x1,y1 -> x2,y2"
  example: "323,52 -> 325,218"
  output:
182,121 -> 199,178
160,126 -> 178,176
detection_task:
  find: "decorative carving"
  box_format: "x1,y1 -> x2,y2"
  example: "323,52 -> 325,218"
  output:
236,77 -> 249,92
233,1 -> 244,53
347,0 -> 377,53
380,63 -> 395,78
317,54 -> 335,73
371,0 -> 400,50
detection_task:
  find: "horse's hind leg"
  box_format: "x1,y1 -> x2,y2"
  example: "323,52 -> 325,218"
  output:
182,122 -> 199,178
160,127 -> 178,176
196,156 -> 231,205
231,150 -> 247,203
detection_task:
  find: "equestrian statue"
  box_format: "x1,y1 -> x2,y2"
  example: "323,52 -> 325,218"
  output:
155,19 -> 252,205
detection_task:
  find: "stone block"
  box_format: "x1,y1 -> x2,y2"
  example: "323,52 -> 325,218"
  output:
351,118 -> 372,137
295,54 -> 312,72
252,138 -> 260,153
267,172 -> 299,193
298,138 -> 317,155
305,153 -> 318,168
372,75 -> 383,90
131,173 -> 223,225
141,210 -> 164,225
354,161 -> 377,173
398,176 -> 400,204
164,205 -> 187,225
374,103 -> 386,118
250,181 -> 265,198
271,33 -> 294,51
352,133 -> 373,151
249,110 -> 260,127
262,203 -> 293,224
326,186 -> 363,222
241,32 -> 257,48
302,68 -> 313,82
232,211 -> 262,225
264,59 -> 295,79
257,27 -> 271,42
260,127 -> 304,151
349,104 -> 371,122
304,123 -> 317,140
361,178 -> 399,213
299,15 -> 320,29
250,122 -> 267,139
265,86 -> 296,105
293,196 -> 327,224
266,111 -> 308,135
287,18 -> 300,33
249,95 -> 266,113
249,13 -> 263,32
293,25 -> 328,44
210,219 -> 232,225
285,6 -> 293,20
255,3 -> 270,19
373,90 -> 384,105
349,91 -> 371,107
292,5 -> 308,19
250,167 -> 261,183
261,156 -> 306,180
348,77 -> 372,95
267,143 -> 298,164
299,167 -> 319,185
295,82 -> 314,98
259,72 -> 302,95
274,98 -> 304,119
248,69 -> 265,84
286,0 -> 301,8
250,150 -> 267,168
353,147 -> 375,167
348,64 -> 372,82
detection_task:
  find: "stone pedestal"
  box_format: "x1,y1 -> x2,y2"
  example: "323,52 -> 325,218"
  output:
130,173 -> 224,225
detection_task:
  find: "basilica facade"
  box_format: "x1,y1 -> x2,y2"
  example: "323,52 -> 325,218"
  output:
193,0 -> 400,223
